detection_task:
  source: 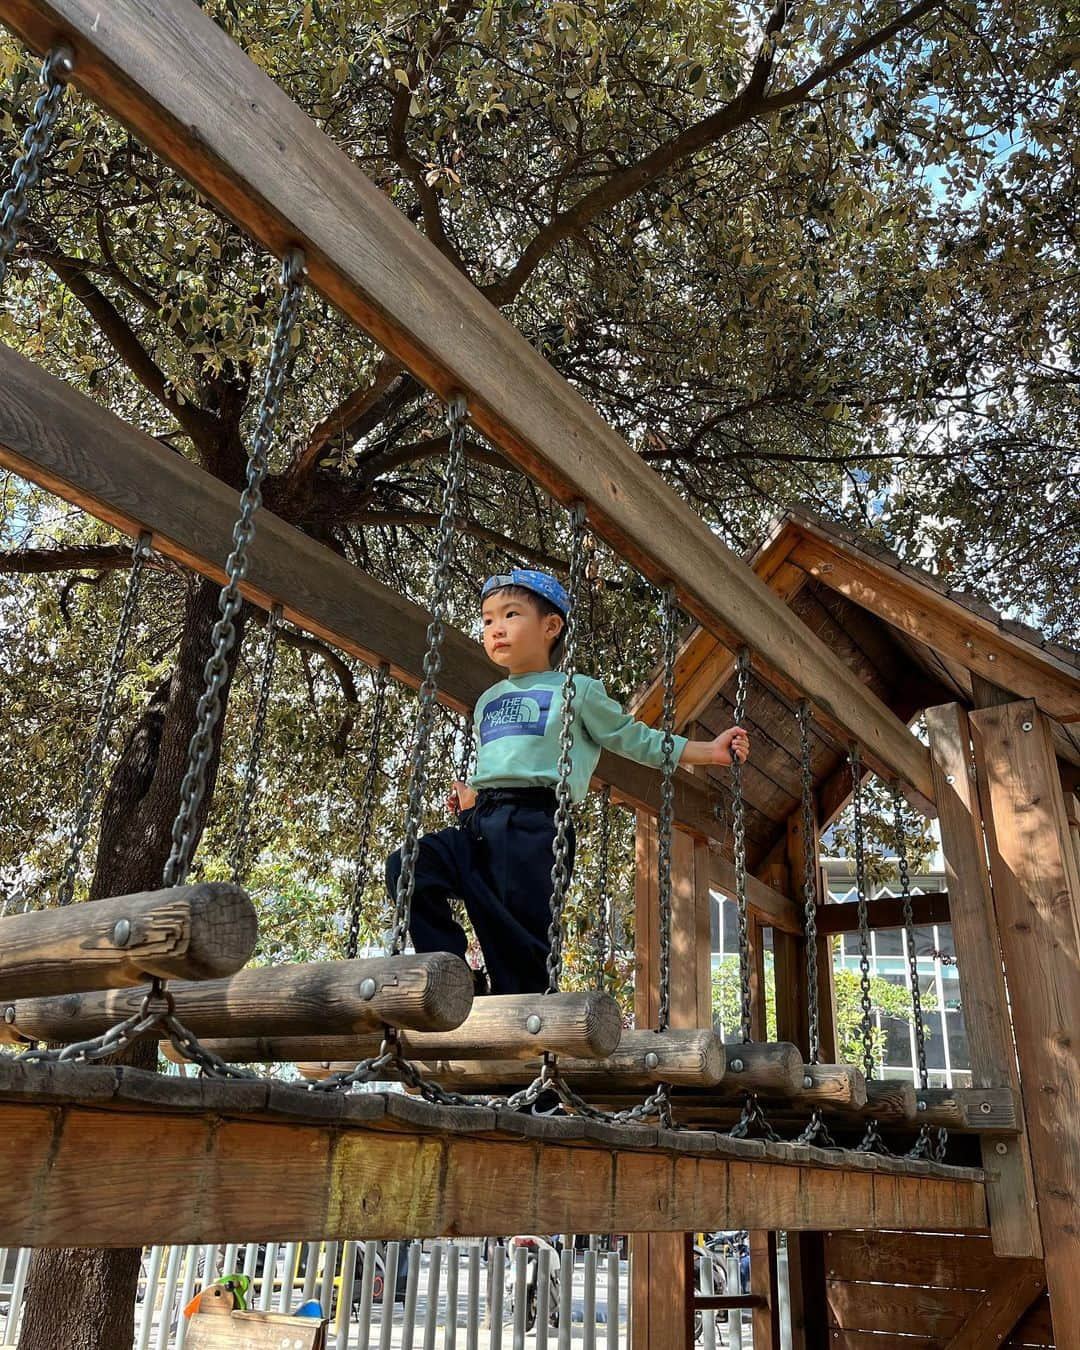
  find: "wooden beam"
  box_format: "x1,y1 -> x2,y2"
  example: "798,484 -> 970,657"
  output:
710,850 -> 804,935
0,882 -> 256,999
0,344 -> 720,843
789,532 -> 1080,724
0,1064 -> 990,1247
814,892 -> 951,936
941,1265 -> 1045,1350
926,703 -> 1042,1260
0,0 -> 935,802
970,700 -> 1080,1346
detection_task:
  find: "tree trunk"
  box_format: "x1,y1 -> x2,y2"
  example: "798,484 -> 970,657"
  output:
18,577 -> 247,1350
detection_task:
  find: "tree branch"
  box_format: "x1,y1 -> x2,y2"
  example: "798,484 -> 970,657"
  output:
269,619 -> 361,757
0,543 -> 140,574
358,510 -> 566,571
285,353 -> 404,487
484,0 -> 940,306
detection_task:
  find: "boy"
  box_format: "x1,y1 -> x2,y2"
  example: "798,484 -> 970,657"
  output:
386,569 -> 749,996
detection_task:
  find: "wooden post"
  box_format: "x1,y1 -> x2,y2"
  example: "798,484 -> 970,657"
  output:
925,703 -> 1042,1260
632,818 -> 711,1350
969,700 -> 1080,1345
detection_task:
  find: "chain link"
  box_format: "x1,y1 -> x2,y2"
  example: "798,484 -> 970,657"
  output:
163,250 -> 306,888
228,604 -> 282,885
730,648 -> 752,1043
0,45 -> 74,287
594,785 -> 612,990
729,1094 -> 780,1141
796,701 -> 821,1064
796,1108 -> 838,1148
656,584 -> 679,1034
57,532 -> 152,906
389,396 -> 468,955
850,743 -> 875,1082
545,502 -> 587,994
347,663 -> 390,960
893,784 -> 929,1091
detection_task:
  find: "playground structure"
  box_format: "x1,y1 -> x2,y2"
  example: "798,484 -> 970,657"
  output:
0,3 -> 1078,1348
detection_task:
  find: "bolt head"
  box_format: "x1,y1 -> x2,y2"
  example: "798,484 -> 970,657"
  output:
112,918 -> 132,948
526,1014 -> 542,1035
987,652 -> 996,661
945,774 -> 956,785
644,1051 -> 660,1071
1021,720 -> 1033,732
917,1099 -> 927,1112
51,44 -> 76,79
803,1074 -> 813,1089
3,1006 -> 14,1024
980,1101 -> 992,1114
359,977 -> 377,1000
995,1142 -> 1008,1156
730,1058 -> 744,1073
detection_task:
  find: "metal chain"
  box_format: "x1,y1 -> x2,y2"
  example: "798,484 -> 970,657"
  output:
729,1094 -> 780,1142
455,709 -> 474,785
0,45 -> 74,287
228,604 -> 282,885
594,785 -> 612,990
347,662 -> 390,960
796,1108 -> 838,1148
57,532 -> 152,906
389,396 -> 468,955
656,584 -> 679,1034
893,784 -> 929,1091
855,1118 -> 891,1156
731,647 -> 753,1043
850,744 -> 875,1081
163,250 -> 306,889
545,502 -> 587,994
796,701 -> 821,1064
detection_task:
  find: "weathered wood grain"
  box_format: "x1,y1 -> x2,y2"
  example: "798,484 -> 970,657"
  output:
0,882 -> 256,1001
942,1267 -> 1046,1350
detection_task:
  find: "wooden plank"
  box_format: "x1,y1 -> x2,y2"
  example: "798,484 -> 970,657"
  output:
750,1230 -> 781,1350
0,344 -> 720,844
971,700 -> 1080,1343
825,1334 -> 939,1350
789,532 -> 1080,724
823,1232 -> 998,1290
0,1096 -> 990,1245
1005,1296 -> 1055,1347
711,851 -> 804,935
926,703 -> 1042,1259
826,1279 -> 979,1337
815,892 -> 951,935
5,953 -> 474,1042
943,1268 -> 1046,1350
0,882 -> 256,1000
187,1311 -> 327,1350
0,0 -> 936,804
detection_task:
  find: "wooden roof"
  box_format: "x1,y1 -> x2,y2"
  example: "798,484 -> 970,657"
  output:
633,510 -> 1080,870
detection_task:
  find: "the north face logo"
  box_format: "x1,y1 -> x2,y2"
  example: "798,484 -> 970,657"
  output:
479,688 -> 555,743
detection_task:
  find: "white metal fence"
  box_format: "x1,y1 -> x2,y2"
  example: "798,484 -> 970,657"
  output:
1,1237 -> 785,1347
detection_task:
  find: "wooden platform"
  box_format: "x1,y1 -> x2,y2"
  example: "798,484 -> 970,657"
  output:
0,1058 -> 987,1247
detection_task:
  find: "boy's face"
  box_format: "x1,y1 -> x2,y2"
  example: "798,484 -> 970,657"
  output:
481,590 -> 563,673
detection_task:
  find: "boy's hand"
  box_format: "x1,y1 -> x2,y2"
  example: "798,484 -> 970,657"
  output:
712,726 -> 750,766
447,780 -> 477,814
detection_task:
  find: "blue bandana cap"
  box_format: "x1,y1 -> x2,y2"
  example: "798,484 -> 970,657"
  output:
481,569 -> 571,618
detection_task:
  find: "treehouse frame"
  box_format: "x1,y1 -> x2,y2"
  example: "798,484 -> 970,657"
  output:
0,4 -> 1078,1349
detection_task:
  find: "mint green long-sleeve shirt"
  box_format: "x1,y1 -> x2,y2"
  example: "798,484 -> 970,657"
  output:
469,670 -> 688,804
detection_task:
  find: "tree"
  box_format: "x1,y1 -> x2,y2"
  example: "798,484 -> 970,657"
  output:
0,0 -> 1075,1342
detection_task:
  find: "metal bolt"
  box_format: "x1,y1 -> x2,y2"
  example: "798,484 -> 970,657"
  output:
730,1058 -> 744,1073
980,1101 -> 992,1115
51,44 -> 76,79
112,918 -> 131,948
945,774 -> 955,785
526,1014 -> 542,1035
987,652 -> 996,661
803,1074 -> 813,1089
1021,720 -> 1033,732
644,1051 -> 659,1071
995,1142 -> 1008,1156
359,978 -> 377,1000
4,1006 -> 14,1024
917,1099 -> 927,1112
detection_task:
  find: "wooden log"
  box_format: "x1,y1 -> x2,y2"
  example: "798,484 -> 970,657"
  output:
712,1041 -> 804,1098
0,883 -> 256,1001
927,702 -> 1042,1259
787,1063 -> 867,1111
914,1087 -> 1020,1134
971,700 -> 1080,1341
0,0 -> 937,806
3,953 -> 473,1043
834,1079 -> 918,1125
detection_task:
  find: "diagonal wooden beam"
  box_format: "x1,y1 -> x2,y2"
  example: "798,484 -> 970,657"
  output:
941,1263 -> 1045,1350
0,342 -> 719,840
0,0 -> 934,804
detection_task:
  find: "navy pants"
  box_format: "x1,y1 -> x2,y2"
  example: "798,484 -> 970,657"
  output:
385,789 -> 576,995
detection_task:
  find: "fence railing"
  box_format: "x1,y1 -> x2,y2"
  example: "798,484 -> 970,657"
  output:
1,1236 -> 787,1347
